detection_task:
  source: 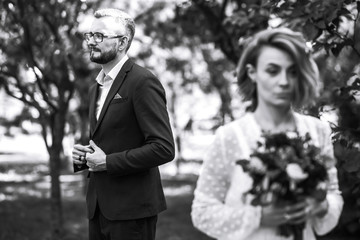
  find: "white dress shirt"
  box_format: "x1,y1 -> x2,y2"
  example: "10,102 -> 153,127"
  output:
95,55 -> 129,120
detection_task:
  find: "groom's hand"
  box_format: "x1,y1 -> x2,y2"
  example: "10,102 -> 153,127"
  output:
72,144 -> 94,165
86,140 -> 107,172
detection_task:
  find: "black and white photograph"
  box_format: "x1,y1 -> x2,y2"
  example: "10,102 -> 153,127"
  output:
0,0 -> 359,240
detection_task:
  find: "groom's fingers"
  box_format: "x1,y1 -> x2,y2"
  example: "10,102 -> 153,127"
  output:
74,159 -> 85,165
89,140 -> 100,151
72,150 -> 87,162
72,145 -> 94,160
74,144 -> 93,152
83,144 -> 94,153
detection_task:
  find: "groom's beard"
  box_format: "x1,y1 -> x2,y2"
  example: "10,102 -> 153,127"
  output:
90,47 -> 117,64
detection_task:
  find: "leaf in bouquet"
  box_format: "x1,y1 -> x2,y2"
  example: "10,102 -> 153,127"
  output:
251,195 -> 262,206
310,189 -> 327,201
304,132 -> 312,142
292,223 -> 305,240
298,166 -> 327,198
307,160 -> 328,182
264,132 -> 292,148
251,152 -> 270,164
308,144 -> 321,155
289,179 -> 297,191
236,159 -> 251,171
250,184 -> 262,195
262,175 -> 270,190
267,169 -> 282,179
254,151 -> 287,170
270,182 -> 283,192
260,191 -> 275,205
249,156 -> 267,174
256,140 -> 264,148
281,146 -> 305,167
297,156 -> 311,169
305,147 -> 322,165
273,156 -> 288,170
298,180 -> 317,196
278,224 -> 294,237
279,223 -> 305,240
321,154 -> 336,169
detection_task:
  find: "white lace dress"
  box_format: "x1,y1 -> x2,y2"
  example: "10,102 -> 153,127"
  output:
191,112 -> 344,240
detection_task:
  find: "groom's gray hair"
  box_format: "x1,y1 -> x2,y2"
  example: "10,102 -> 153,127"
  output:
94,8 -> 135,51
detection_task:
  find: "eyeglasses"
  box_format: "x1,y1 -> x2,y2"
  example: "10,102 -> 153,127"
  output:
83,32 -> 124,43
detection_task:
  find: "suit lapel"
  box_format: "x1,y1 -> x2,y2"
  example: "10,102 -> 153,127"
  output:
92,59 -> 133,137
89,83 -> 98,138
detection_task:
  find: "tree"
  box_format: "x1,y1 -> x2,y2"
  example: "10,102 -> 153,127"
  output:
129,1 -> 239,174
0,1 -> 99,239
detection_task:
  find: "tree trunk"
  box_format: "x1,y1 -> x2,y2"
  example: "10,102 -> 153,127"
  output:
46,110 -> 67,240
78,104 -> 90,195
49,147 -> 63,240
168,84 -> 182,175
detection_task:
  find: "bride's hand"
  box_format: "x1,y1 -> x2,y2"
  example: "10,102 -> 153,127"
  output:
306,198 -> 329,218
260,201 -> 308,227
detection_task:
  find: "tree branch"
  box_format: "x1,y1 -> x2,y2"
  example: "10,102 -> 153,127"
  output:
134,3 -> 166,22
192,0 -> 239,63
30,1 -> 77,107
16,0 -> 61,111
39,117 -> 51,151
29,1 -> 60,42
220,0 -> 229,20
352,3 -> 360,58
0,71 -> 44,114
328,27 -> 360,58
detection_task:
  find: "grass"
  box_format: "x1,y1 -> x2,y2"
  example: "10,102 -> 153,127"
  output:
0,161 -> 357,240
0,162 -> 212,240
157,177 -> 213,240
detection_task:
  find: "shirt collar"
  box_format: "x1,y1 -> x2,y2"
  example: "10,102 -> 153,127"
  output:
95,55 -> 129,85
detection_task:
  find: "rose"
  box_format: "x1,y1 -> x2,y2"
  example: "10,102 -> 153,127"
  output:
286,131 -> 299,139
286,163 -> 308,182
251,156 -> 267,173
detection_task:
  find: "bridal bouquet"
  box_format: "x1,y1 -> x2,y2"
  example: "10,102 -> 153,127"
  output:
236,131 -> 329,240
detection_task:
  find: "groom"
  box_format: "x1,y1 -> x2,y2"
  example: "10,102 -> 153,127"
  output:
72,8 -> 175,240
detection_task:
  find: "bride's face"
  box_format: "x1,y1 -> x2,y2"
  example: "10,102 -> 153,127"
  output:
248,45 -> 299,109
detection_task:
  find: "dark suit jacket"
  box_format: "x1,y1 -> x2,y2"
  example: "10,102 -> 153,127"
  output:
86,58 -> 175,220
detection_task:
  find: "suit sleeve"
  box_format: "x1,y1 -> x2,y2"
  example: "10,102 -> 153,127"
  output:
106,75 -> 175,176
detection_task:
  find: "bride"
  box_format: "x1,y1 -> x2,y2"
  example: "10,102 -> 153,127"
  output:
191,28 -> 343,240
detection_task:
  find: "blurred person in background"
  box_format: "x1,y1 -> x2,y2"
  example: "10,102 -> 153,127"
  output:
191,28 -> 343,240
72,8 -> 175,240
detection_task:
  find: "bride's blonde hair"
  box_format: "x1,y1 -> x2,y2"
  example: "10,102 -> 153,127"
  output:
236,28 -> 319,111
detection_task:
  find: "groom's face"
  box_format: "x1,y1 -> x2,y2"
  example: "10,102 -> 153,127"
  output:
87,17 -> 122,64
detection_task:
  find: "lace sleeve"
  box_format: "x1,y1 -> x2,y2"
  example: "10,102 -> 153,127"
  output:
312,122 -> 344,235
191,126 -> 261,239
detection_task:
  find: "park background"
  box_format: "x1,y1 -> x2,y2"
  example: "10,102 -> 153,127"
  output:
0,0 -> 360,239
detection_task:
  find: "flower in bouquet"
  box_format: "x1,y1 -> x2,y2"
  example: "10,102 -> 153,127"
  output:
236,131 -> 329,240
